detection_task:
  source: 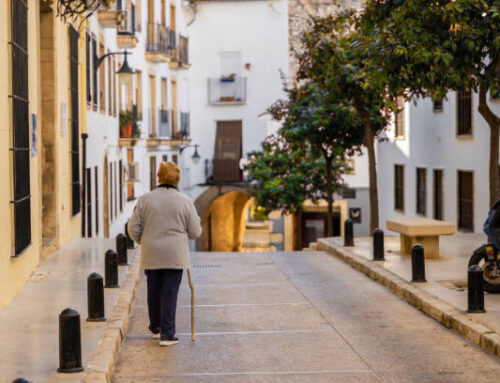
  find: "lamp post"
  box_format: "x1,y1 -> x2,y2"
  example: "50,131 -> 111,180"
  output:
95,50 -> 134,85
180,144 -> 201,165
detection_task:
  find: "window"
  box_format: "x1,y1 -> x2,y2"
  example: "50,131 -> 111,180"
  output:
394,165 -> 404,211
458,170 -> 474,231
92,33 -> 98,109
416,168 -> 426,215
150,156 -> 157,190
86,32 -> 91,104
127,149 -> 135,200
11,0 -> 31,255
457,90 -> 472,136
342,188 -> 356,199
110,162 -> 114,221
395,97 -> 405,138
95,166 -> 99,235
119,160 -> 123,212
108,49 -> 112,116
162,155 -> 168,162
172,154 -> 178,164
69,27 -> 81,216
492,65 -> 500,100
86,168 -> 92,237
433,169 -> 443,220
99,42 -> 105,113
433,99 -> 443,112
136,70 -> 142,120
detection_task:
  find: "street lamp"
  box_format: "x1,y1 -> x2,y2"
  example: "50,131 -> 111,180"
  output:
180,144 -> 201,165
95,50 -> 134,85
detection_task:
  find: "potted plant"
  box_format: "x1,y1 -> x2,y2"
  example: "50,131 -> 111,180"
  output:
119,110 -> 133,138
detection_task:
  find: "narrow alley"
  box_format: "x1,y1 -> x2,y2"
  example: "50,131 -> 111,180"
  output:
112,250 -> 500,383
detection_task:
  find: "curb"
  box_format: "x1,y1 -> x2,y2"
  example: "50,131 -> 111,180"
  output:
317,238 -> 500,359
83,249 -> 142,383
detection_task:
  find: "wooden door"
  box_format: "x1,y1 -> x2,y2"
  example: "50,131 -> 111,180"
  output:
213,121 -> 242,182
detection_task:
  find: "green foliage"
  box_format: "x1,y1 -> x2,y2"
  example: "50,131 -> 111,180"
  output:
245,134 -> 346,215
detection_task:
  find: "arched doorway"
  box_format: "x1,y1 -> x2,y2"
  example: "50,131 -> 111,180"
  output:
194,185 -> 250,251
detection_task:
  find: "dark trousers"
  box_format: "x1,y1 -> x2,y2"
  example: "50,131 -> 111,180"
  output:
145,269 -> 183,337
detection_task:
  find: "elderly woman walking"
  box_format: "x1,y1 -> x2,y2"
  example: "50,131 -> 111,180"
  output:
128,161 -> 202,346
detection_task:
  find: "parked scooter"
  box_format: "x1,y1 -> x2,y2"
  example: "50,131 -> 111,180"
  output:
468,200 -> 500,293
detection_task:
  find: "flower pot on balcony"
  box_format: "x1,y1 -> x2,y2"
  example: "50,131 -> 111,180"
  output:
120,124 -> 133,138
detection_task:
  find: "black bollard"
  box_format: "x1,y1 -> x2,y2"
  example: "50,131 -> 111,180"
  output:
344,219 -> 354,247
58,308 -> 84,373
373,228 -> 385,261
411,244 -> 426,282
125,221 -> 135,249
116,234 -> 128,265
105,250 -> 119,288
12,379 -> 31,383
467,265 -> 486,313
87,272 -> 106,322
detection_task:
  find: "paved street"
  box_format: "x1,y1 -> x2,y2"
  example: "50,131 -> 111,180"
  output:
113,250 -> 500,382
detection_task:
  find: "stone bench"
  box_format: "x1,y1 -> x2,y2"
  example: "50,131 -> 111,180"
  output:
386,218 -> 455,259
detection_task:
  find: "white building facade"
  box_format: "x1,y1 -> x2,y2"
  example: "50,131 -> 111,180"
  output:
85,0 -> 192,239
377,91 -> 500,234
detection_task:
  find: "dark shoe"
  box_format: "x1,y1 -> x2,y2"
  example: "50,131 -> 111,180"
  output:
159,336 -> 179,346
149,326 -> 161,339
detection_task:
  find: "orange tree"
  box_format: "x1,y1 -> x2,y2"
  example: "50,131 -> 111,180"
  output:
362,0 -> 500,206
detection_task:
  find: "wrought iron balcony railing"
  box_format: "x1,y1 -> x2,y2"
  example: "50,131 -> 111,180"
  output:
147,23 -> 169,56
158,109 -> 171,138
180,111 -> 190,138
208,77 -> 247,104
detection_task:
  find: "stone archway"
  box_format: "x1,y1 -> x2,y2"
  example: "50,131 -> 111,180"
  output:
194,185 -> 250,251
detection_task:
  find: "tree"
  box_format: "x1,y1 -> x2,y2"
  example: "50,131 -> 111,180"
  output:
245,133 -> 345,246
268,82 -> 363,237
295,12 -> 389,233
362,0 -> 500,206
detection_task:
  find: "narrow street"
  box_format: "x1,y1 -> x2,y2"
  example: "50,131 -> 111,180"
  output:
113,251 -> 500,383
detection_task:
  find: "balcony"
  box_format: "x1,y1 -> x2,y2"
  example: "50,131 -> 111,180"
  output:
170,35 -> 190,70
119,108 -> 140,147
208,77 -> 247,105
146,108 -> 190,147
117,2 -> 138,48
97,1 -> 125,29
146,23 -> 170,62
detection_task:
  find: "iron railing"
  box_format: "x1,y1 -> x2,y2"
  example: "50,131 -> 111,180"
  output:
168,29 -> 176,50
171,35 -> 189,65
208,77 -> 247,104
180,112 -> 190,138
158,109 -> 170,138
147,23 -> 169,55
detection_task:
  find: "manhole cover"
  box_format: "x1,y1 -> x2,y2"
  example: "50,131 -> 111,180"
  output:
192,264 -> 223,269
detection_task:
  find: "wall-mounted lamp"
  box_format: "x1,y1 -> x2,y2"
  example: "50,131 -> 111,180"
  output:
96,50 -> 135,86
180,144 -> 201,165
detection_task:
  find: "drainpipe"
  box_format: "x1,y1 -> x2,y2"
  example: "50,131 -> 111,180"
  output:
81,133 -> 89,238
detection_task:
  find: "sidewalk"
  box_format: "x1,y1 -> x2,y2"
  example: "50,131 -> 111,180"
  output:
317,233 -> 500,357
0,238 -> 140,383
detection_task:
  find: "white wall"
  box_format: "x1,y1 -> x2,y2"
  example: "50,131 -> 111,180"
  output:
186,0 -> 289,201
377,91 -> 500,234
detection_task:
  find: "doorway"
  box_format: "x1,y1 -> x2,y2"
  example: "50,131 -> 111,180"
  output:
39,7 -> 58,250
301,212 -> 341,249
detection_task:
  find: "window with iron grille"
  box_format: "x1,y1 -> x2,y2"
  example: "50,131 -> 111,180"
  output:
433,169 -> 443,220
86,32 -> 91,104
395,97 -> 405,138
457,90 -> 472,136
110,162 -> 114,221
95,166 -> 99,235
92,33 -> 98,109
11,0 -> 31,256
433,99 -> 443,112
119,160 -> 123,212
394,165 -> 404,211
69,26 -> 81,216
492,65 -> 500,99
114,162 -> 118,217
416,168 -> 426,215
458,170 -> 474,231
86,168 -> 92,236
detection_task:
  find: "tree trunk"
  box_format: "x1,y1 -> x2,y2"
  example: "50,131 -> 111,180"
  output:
325,156 -> 334,237
295,208 -> 302,250
353,92 -> 380,234
478,83 -> 500,207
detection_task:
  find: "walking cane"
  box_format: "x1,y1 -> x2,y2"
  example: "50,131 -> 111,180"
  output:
187,268 -> 195,342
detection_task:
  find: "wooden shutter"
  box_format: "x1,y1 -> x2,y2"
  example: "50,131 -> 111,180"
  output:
457,90 -> 472,136
213,121 -> 242,182
69,26 -> 81,216
394,165 -> 404,211
458,171 -> 474,231
433,169 -> 443,220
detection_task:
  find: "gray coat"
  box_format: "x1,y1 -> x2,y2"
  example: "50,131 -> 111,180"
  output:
127,187 -> 202,270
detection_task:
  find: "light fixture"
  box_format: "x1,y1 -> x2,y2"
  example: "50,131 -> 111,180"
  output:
116,51 -> 134,85
191,144 -> 201,165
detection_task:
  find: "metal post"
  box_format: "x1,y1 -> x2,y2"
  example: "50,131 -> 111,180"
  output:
58,308 -> 84,373
372,228 -> 385,261
467,265 -> 486,313
12,379 -> 31,383
116,234 -> 128,265
87,272 -> 106,322
344,219 -> 354,247
105,250 -> 119,288
125,221 -> 134,249
411,244 -> 426,282
81,133 -> 88,238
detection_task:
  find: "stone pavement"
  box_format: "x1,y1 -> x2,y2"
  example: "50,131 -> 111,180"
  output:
323,233 -> 500,335
0,239 -> 137,383
113,251 -> 500,382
